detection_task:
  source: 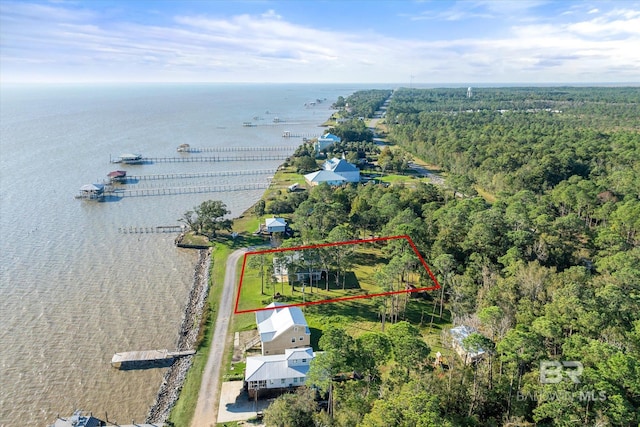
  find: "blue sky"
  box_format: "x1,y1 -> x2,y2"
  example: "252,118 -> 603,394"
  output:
1,0 -> 639,84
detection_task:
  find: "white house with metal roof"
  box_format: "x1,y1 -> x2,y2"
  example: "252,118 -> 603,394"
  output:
256,302 -> 311,355
245,347 -> 316,397
303,169 -> 347,186
265,217 -> 287,233
323,157 -> 360,183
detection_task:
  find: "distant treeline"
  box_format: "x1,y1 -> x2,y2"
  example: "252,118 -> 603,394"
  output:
388,87 -> 640,196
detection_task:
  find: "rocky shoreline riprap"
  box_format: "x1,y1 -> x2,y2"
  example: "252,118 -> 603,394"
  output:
146,248 -> 212,423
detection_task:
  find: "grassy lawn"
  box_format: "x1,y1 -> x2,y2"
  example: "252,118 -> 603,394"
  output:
262,166 -> 309,200
179,232 -> 211,247
233,239 -> 452,355
236,243 -> 396,313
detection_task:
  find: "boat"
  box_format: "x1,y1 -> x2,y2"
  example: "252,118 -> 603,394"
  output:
113,153 -> 143,164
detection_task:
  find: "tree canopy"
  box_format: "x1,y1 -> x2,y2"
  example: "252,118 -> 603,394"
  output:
179,199 -> 232,237
254,87 -> 640,426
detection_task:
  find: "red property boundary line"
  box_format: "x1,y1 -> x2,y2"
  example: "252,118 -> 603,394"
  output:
233,235 -> 441,315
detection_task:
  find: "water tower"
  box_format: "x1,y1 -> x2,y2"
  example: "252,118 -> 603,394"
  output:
467,87 -> 473,98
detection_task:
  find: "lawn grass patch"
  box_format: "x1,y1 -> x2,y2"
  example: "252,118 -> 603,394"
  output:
179,232 -> 211,247
236,243 -> 396,313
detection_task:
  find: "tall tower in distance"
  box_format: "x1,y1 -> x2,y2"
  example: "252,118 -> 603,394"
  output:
467,87 -> 473,98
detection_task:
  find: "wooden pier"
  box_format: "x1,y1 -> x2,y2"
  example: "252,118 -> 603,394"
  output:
111,349 -> 195,370
118,225 -> 185,234
125,169 -> 275,181
112,154 -> 288,164
106,182 -> 270,198
243,121 -> 302,127
282,131 -> 318,138
177,145 -> 296,153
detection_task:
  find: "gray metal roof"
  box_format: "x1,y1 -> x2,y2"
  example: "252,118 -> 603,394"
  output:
304,170 -> 347,183
245,347 -> 315,382
256,302 -> 309,343
325,158 -> 359,173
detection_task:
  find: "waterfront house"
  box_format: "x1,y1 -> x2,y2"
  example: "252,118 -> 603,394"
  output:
323,156 -> 360,183
256,302 -> 311,355
303,170 -> 347,186
245,347 -> 316,398
315,133 -> 341,152
265,217 -> 287,233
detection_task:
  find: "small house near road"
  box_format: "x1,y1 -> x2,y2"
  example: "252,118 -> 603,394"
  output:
245,347 -> 317,398
449,325 -> 486,364
256,302 -> 311,355
265,217 -> 287,233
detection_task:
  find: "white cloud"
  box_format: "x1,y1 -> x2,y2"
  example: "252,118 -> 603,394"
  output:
1,1 -> 639,83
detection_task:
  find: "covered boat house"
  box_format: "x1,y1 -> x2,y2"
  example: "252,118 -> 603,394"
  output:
77,184 -> 105,200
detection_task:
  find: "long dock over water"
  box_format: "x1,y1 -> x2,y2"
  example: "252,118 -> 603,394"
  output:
111,154 -> 288,164
125,169 -> 275,181
111,349 -> 196,370
178,145 -> 296,153
118,225 -> 184,234
106,182 -> 270,197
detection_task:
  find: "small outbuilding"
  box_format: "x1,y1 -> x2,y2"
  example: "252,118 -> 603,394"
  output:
449,325 -> 486,364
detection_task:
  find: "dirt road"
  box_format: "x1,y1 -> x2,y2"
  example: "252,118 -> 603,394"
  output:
191,248 -> 246,427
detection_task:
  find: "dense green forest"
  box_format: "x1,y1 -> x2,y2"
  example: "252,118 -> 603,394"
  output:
333,89 -> 393,119
263,87 -> 640,427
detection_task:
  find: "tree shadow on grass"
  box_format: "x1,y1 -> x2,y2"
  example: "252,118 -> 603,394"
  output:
351,250 -> 388,267
322,272 -> 360,291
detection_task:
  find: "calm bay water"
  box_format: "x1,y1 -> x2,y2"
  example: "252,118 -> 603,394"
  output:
0,83 -> 366,426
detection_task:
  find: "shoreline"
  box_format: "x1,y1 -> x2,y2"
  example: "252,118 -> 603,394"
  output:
146,248 -> 212,423
147,109 -> 337,424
